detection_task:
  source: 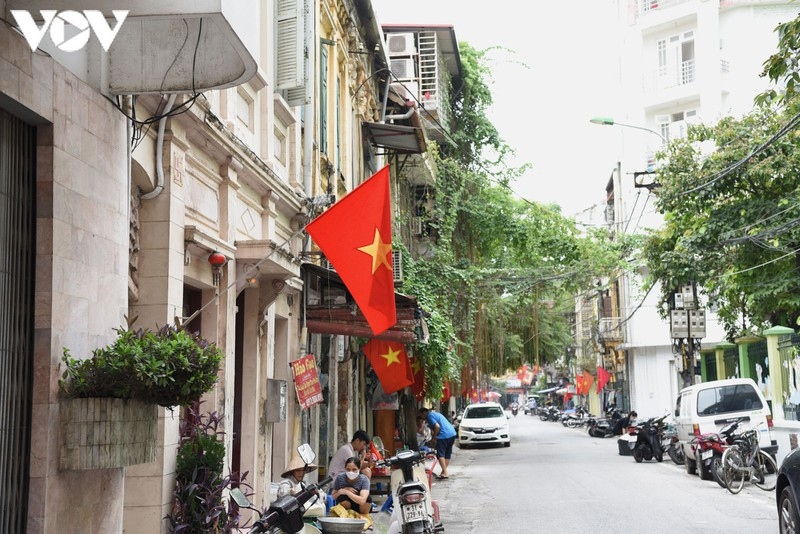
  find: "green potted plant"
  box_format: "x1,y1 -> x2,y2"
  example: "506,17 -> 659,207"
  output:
58,321 -> 224,470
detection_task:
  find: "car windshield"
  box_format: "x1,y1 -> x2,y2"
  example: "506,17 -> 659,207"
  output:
464,406 -> 503,419
696,384 -> 763,415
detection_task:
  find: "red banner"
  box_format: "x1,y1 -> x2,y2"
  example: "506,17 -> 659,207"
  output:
291,354 -> 324,410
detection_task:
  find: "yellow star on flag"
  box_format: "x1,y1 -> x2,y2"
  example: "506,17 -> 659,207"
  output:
380,346 -> 402,367
358,228 -> 393,274
411,359 -> 421,374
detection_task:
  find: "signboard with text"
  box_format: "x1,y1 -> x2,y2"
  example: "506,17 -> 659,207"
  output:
291,354 -> 324,410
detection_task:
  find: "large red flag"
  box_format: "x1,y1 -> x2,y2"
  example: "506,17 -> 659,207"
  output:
363,339 -> 414,394
305,166 -> 396,335
597,366 -> 612,393
575,373 -> 584,395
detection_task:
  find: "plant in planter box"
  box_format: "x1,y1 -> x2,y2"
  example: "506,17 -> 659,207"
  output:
166,405 -> 248,533
60,323 -> 224,408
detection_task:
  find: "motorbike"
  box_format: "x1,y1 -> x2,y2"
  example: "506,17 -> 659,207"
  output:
230,444 -> 330,534
586,407 -> 622,438
511,405 -> 519,416
561,405 -> 589,428
378,448 -> 444,534
632,415 -> 667,463
661,420 -> 684,465
692,418 -> 743,486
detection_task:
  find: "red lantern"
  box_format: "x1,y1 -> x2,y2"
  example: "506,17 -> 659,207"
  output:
208,252 -> 227,285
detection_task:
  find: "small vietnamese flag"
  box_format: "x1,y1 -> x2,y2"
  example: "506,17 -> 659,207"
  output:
363,339 -> 414,394
582,370 -> 594,395
597,366 -> 612,393
305,166 -> 396,335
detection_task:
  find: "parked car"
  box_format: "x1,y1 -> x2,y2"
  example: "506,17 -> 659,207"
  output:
777,446 -> 800,532
457,402 -> 510,449
674,377 -> 777,480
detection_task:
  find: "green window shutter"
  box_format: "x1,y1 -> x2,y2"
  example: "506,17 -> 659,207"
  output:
320,44 -> 328,154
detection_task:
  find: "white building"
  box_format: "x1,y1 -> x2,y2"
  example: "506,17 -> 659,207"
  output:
588,0 -> 797,418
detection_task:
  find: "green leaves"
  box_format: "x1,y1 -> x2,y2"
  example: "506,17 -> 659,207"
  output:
59,324 -> 223,408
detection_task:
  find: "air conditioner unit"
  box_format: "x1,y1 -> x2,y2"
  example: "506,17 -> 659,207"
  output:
387,33 -> 416,56
391,250 -> 403,284
390,58 -> 416,80
411,216 -> 424,236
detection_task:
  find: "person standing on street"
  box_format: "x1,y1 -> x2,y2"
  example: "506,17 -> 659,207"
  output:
420,407 -> 456,480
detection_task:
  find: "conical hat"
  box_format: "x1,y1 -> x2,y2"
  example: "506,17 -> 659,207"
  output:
281,455 -> 318,479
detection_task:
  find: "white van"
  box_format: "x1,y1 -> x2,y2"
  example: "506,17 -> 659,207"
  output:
675,377 -> 777,478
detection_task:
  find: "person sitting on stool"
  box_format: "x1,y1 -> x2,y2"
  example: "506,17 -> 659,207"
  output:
332,457 -> 372,515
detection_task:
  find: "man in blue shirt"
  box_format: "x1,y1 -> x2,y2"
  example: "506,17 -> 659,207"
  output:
419,407 -> 456,479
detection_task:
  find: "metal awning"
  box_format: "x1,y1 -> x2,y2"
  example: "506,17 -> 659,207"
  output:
363,122 -> 426,154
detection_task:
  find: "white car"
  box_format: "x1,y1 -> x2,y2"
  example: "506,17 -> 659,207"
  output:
457,402 -> 510,448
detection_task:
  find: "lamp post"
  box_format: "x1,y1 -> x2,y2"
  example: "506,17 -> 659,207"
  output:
589,116 -> 668,144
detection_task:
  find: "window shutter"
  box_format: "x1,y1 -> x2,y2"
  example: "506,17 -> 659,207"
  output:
277,0 -> 310,105
320,44 -> 328,154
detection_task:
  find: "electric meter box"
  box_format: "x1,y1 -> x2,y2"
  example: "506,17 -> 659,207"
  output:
265,379 -> 287,422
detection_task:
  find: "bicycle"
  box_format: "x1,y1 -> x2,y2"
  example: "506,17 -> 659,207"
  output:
720,425 -> 777,494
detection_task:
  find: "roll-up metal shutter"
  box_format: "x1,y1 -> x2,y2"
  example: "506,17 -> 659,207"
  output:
0,107 -> 35,533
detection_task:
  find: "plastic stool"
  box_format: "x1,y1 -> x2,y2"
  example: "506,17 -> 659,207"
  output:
380,494 -> 393,513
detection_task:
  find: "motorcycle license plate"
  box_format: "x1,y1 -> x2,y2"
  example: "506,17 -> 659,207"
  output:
402,503 -> 426,523
701,449 -> 713,460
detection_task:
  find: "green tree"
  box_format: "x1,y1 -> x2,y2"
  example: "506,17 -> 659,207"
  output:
642,101 -> 800,338
403,43 -> 634,397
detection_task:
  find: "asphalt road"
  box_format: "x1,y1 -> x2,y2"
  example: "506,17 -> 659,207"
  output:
418,412 -> 778,534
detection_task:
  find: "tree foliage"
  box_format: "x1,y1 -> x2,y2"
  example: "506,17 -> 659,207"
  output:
402,43 -> 633,397
642,100 -> 800,338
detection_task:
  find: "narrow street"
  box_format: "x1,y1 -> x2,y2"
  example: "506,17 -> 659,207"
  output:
376,413 -> 778,533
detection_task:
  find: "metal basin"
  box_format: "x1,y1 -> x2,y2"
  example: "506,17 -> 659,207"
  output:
317,516 -> 366,533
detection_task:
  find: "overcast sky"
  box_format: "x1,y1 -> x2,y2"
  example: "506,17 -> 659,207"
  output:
370,0 -> 622,217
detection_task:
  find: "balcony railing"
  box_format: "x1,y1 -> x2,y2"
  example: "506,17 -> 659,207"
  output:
643,59 -> 696,93
637,0 -> 691,16
598,317 -> 624,342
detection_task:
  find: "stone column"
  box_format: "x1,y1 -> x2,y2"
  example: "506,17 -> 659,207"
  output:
764,326 -> 795,422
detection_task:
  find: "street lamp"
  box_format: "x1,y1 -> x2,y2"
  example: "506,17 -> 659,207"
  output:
589,116 -> 668,144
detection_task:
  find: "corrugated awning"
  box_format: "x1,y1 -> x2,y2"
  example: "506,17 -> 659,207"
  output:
303,263 -> 421,343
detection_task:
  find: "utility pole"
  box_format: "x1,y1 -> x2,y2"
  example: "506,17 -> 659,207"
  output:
670,283 -> 706,387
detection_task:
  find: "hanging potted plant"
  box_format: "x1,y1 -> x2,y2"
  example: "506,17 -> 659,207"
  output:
58,321 -> 224,470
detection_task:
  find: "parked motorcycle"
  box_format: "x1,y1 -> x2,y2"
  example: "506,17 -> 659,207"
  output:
230,444 -> 330,534
378,448 -> 444,534
692,418 -> 743,486
632,415 -> 667,463
662,421 -> 685,465
586,407 -> 622,438
561,405 -> 589,428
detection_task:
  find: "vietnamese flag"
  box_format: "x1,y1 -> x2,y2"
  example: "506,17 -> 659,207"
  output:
582,370 -> 594,395
411,358 -> 425,400
363,339 -> 414,394
575,373 -> 584,395
305,166 -> 396,335
597,366 -> 612,393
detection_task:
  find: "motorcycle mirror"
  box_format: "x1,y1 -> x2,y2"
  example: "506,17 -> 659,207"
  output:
229,488 -> 251,508
298,443 -> 316,465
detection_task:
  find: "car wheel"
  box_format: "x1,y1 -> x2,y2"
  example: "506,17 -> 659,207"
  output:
780,486 -> 799,534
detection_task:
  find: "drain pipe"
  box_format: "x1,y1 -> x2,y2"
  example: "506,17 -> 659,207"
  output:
384,104 -> 415,121
140,93 -> 177,200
